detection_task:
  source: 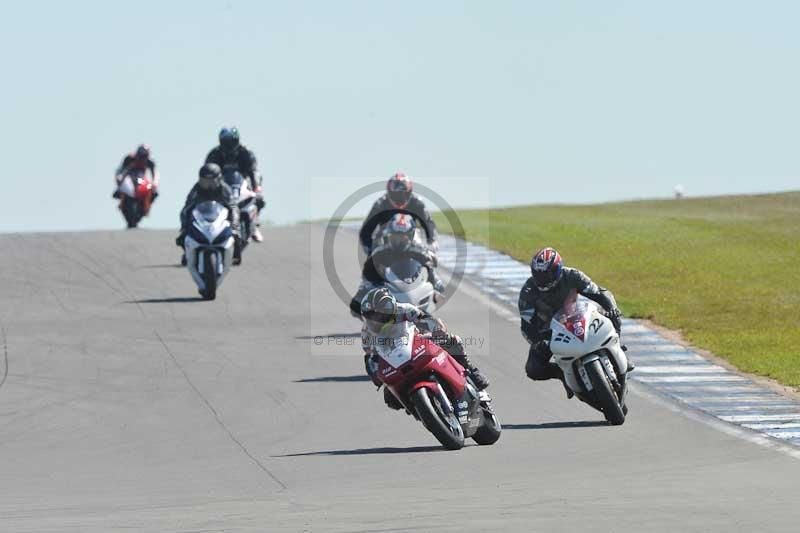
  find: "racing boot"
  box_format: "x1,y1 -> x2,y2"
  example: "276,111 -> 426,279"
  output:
429,267 -> 445,294
436,333 -> 490,390
467,366 -> 490,390
252,225 -> 264,243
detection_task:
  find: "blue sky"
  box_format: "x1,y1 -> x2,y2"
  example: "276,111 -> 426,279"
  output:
1,1 -> 798,231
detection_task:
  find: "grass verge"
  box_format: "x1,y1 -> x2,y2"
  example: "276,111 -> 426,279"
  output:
434,192 -> 800,389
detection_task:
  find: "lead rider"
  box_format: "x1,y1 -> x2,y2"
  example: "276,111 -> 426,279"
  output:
360,288 -> 489,411
519,247 -> 627,394
175,163 -> 242,265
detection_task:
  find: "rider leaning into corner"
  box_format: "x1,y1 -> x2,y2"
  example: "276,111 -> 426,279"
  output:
175,163 -> 242,264
205,127 -> 265,242
112,144 -> 159,200
352,173 -> 444,313
360,287 -> 490,412
518,247 -> 631,397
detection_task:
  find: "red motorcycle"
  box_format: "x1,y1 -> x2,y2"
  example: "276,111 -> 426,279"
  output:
375,322 -> 501,450
117,169 -> 155,228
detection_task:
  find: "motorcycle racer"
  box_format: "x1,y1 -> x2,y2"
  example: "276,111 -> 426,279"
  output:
358,172 -> 438,255
518,247 -> 627,394
349,214 -> 444,315
113,144 -> 159,200
360,288 -> 489,411
205,127 -> 264,242
175,163 -> 242,263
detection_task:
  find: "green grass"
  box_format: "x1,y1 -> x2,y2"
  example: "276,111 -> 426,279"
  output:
434,192 -> 800,389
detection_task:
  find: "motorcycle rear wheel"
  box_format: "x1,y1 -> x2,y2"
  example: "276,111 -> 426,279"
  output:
586,359 -> 625,426
411,387 -> 464,450
472,406 -> 502,445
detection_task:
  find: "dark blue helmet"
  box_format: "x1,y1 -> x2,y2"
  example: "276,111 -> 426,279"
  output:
219,127 -> 240,154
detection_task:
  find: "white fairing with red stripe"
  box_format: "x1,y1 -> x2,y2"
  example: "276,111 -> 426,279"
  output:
549,296 -> 628,394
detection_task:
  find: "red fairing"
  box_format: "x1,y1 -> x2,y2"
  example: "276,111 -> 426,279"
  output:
377,333 -> 467,401
134,175 -> 154,215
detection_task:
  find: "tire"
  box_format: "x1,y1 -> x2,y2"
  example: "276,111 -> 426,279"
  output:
122,197 -> 141,228
202,251 -> 218,301
472,406 -> 502,445
586,359 -> 625,426
410,387 -> 464,450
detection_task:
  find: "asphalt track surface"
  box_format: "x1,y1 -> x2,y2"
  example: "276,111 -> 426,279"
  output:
1,227 -> 799,532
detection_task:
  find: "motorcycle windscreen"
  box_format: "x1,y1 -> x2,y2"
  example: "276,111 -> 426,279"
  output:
193,201 -> 226,223
552,291 -> 592,341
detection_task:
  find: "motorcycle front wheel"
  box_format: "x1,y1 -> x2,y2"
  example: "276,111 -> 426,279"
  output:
202,251 -> 218,301
122,197 -> 141,228
586,359 -> 625,426
411,387 -> 464,450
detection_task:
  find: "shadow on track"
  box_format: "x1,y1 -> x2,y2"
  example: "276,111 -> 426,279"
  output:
125,297 -> 205,304
294,375 -> 371,383
275,445 -> 443,457
503,421 -> 608,430
143,264 -> 184,269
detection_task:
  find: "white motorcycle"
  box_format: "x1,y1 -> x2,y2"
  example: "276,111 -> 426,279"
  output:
222,166 -> 259,264
549,291 -> 630,425
184,200 -> 235,300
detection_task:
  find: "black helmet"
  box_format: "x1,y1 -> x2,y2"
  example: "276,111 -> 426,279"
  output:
198,163 -> 222,192
135,144 -> 151,160
361,287 -> 398,335
219,127 -> 240,154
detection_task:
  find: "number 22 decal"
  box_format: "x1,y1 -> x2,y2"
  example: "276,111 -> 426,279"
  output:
588,318 -> 603,334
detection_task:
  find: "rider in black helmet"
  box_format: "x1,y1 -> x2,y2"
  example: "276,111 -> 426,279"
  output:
175,163 -> 242,263
205,127 -> 265,242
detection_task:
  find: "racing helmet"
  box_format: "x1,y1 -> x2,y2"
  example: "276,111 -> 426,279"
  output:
361,287 -> 398,335
219,127 -> 240,154
531,247 -> 563,291
387,172 -> 413,208
385,214 -> 417,252
135,144 -> 151,160
198,163 -> 222,192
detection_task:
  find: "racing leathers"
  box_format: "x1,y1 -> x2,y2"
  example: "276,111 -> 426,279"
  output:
518,268 -> 622,383
362,303 -> 489,410
359,194 -> 438,255
205,144 -> 261,195
176,181 -> 241,250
